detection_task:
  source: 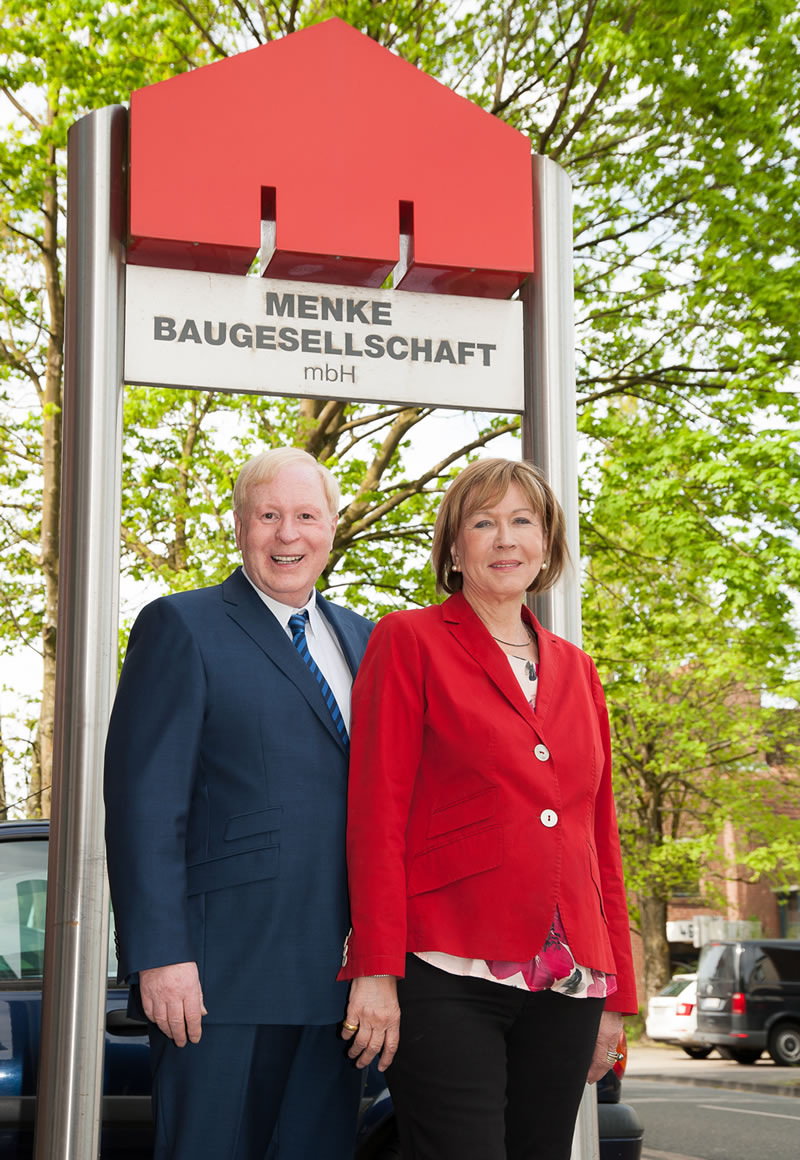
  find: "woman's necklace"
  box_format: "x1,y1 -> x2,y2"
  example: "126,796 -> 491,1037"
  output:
486,619 -> 538,680
492,630 -> 531,647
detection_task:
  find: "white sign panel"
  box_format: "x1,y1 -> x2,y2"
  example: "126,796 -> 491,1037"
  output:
665,920 -> 695,943
124,266 -> 524,412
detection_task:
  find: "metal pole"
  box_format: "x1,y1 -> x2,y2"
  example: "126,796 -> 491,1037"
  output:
34,104 -> 127,1160
571,1085 -> 601,1160
521,154 -> 581,648
521,155 -> 598,1160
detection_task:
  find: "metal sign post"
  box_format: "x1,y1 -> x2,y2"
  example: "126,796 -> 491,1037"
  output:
36,23 -> 593,1160
35,105 -> 127,1160
522,155 -> 596,1160
522,156 -> 581,646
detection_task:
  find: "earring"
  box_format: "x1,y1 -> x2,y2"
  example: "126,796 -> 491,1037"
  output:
541,559 -> 548,570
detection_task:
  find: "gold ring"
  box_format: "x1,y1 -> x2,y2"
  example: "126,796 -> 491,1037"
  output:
342,1021 -> 359,1032
605,1050 -> 624,1063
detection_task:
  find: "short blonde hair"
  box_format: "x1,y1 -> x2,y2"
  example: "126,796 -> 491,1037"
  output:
431,458 -> 569,595
233,448 -> 340,516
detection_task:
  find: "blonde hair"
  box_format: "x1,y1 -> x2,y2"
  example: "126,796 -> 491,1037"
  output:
431,458 -> 569,595
233,448 -> 340,516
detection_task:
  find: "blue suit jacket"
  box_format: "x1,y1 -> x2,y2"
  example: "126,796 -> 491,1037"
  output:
104,567 -> 373,1025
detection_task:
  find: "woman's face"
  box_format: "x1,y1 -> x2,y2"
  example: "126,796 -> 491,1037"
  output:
453,482 -> 547,606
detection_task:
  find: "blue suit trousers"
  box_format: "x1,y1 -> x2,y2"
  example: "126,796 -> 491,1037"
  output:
149,1022 -> 362,1160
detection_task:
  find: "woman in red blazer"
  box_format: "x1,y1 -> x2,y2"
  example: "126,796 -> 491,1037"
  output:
339,458 -> 637,1160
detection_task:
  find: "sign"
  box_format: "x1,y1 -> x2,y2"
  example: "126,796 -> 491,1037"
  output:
666,920 -> 695,943
690,915 -> 762,948
124,266 -> 524,411
127,18 -> 533,298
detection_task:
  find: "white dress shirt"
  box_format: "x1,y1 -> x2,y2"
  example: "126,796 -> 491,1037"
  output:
241,570 -> 354,732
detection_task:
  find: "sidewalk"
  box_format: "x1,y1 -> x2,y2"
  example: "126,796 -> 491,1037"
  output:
625,1041 -> 800,1098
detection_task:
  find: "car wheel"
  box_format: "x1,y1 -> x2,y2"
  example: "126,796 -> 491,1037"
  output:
681,1045 -> 713,1059
729,1048 -> 762,1064
768,1022 -> 800,1067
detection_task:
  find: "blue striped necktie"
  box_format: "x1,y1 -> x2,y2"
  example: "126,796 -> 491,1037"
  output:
288,611 -> 349,748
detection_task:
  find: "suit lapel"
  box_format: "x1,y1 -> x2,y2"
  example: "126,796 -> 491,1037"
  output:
442,592 -> 561,735
521,605 -> 561,729
221,569 -> 346,750
442,592 -> 537,729
316,593 -> 363,678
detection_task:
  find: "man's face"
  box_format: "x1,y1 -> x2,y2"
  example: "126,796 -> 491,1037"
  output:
234,464 -> 338,606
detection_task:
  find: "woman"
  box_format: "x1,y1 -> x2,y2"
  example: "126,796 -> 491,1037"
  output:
339,458 -> 637,1160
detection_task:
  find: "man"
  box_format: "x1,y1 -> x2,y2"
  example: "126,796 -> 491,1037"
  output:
104,448 -> 373,1160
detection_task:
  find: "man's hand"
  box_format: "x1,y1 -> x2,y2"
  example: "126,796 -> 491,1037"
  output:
341,976 -> 400,1071
139,961 -> 207,1047
587,1010 -> 624,1084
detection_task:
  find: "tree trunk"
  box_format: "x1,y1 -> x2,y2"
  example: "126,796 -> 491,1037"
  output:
638,893 -> 672,1001
29,124 -> 64,819
0,710 -> 7,821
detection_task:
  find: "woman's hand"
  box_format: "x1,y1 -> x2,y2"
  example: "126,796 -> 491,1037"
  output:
341,976 -> 401,1071
587,1010 -> 624,1085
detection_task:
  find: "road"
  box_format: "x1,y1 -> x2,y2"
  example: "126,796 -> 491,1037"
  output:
625,1078 -> 800,1160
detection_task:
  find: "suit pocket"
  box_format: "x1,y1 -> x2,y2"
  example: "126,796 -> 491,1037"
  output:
186,846 -> 279,896
225,807 -> 282,842
408,826 -> 502,896
427,788 -> 497,838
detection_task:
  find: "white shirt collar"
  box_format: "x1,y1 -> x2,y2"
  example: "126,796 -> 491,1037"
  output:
241,567 -> 322,636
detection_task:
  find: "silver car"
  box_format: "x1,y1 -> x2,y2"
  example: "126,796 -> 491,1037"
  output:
646,973 -> 713,1059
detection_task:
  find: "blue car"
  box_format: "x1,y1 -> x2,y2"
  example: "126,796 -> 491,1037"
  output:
0,821 -> 641,1158
0,820 -> 152,1158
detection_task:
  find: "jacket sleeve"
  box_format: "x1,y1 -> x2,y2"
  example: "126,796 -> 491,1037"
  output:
104,597 -> 205,980
589,659 -> 639,1015
338,613 -> 425,979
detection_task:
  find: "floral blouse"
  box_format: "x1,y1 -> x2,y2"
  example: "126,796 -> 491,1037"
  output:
415,651 -> 617,999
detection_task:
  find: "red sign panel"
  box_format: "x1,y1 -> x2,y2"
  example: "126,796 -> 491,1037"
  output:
128,18 -> 533,298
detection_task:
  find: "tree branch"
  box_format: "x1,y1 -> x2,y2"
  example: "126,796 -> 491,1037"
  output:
0,86 -> 40,129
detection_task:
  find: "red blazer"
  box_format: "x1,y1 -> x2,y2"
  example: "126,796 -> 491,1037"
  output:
339,592 -> 638,1015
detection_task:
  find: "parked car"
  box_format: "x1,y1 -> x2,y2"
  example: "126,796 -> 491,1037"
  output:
645,973 -> 712,1059
0,819 -> 152,1158
0,820 -> 643,1157
695,938 -> 800,1066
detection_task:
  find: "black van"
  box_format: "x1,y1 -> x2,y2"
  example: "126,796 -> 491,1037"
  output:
695,939 -> 800,1065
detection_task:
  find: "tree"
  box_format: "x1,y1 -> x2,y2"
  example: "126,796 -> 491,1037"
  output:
2,1 -> 799,998
0,706 -> 7,819
582,405 -> 800,996
118,387 -> 518,612
0,0 -> 223,813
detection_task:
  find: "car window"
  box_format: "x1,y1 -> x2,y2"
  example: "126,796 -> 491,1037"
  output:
0,839 -> 48,979
107,904 -> 119,979
658,977 -> 693,998
745,945 -> 800,987
0,837 -> 120,982
698,943 -> 736,985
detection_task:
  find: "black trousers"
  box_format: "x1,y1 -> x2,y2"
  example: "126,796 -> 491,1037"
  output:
388,954 -> 605,1160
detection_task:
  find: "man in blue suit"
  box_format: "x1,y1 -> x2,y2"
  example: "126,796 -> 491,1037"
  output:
104,447 -> 373,1160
